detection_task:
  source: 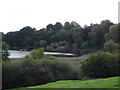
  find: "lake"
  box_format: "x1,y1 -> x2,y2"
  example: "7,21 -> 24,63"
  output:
8,50 -> 74,58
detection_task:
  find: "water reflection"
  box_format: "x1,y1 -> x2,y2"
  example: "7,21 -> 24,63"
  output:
8,50 -> 74,58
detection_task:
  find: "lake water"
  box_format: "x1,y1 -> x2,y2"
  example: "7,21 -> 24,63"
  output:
8,50 -> 74,58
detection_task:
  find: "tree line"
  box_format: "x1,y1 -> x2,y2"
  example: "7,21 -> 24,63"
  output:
2,20 -> 119,55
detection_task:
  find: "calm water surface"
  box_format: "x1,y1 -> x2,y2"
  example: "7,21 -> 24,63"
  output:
8,50 -> 74,58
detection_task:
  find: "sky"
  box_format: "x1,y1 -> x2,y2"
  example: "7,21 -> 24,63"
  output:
0,0 -> 119,34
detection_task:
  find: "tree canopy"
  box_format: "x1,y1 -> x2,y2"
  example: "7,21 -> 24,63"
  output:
3,20 -> 117,56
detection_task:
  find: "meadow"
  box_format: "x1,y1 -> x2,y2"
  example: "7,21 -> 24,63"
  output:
9,76 -> 119,89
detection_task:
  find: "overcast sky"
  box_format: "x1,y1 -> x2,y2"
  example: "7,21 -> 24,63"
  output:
0,0 -> 119,34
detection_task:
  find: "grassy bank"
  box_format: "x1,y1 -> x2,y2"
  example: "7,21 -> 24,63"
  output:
9,76 -> 119,89
57,54 -> 90,70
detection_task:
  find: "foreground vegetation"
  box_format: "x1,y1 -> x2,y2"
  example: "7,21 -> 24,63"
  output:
3,51 -> 119,89
9,76 -> 119,89
3,58 -> 80,89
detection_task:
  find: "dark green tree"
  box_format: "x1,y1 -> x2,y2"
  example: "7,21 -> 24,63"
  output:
2,42 -> 10,61
63,22 -> 74,30
53,22 -> 63,32
81,52 -> 119,78
103,40 -> 118,53
88,20 -> 112,49
105,24 -> 119,43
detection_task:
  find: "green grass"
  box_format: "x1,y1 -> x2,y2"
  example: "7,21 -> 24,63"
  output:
57,54 -> 90,70
10,76 -> 119,89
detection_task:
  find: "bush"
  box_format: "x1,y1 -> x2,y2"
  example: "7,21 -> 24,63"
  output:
30,47 -> 44,59
43,55 -> 57,60
2,61 -> 23,88
103,40 -> 118,53
24,55 -> 30,58
2,58 -> 80,89
80,52 -> 119,79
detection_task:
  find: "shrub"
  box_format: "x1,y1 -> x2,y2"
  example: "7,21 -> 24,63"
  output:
2,61 -> 22,88
2,58 -> 80,89
103,40 -> 118,53
24,55 -> 30,58
43,55 -> 57,60
80,52 -> 119,79
30,47 -> 44,59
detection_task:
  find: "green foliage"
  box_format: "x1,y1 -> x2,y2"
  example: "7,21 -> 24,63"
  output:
81,52 -> 119,78
63,22 -> 74,30
2,20 -> 114,55
46,41 -> 67,52
2,42 -> 10,61
88,20 -> 112,49
50,29 -> 68,42
2,58 -> 80,89
54,22 -> 63,32
43,55 -> 57,60
2,26 -> 35,49
34,40 -> 47,49
103,40 -> 118,53
30,47 -> 44,59
105,24 -> 119,43
24,55 -> 30,59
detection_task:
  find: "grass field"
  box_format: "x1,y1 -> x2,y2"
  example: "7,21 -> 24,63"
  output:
10,76 -> 119,89
57,54 -> 90,70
